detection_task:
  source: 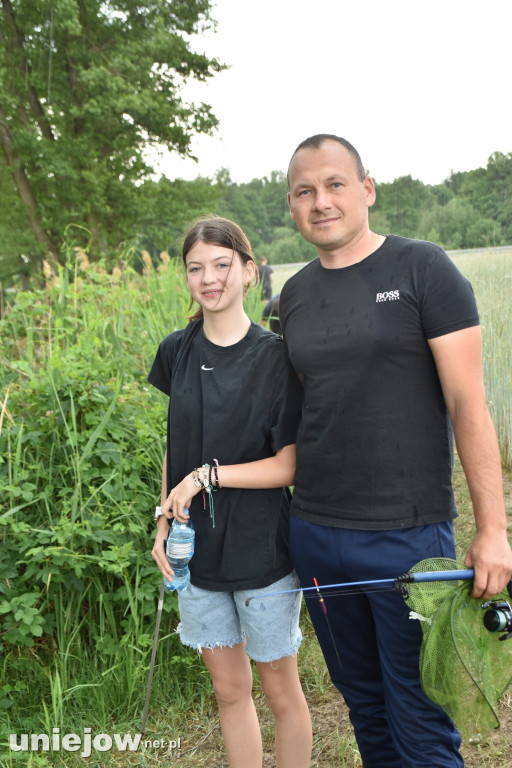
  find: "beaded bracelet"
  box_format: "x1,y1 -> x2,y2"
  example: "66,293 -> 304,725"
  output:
193,464 -> 216,528
212,458 -> 221,489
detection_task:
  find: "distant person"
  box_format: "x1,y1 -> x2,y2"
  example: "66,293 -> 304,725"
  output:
258,255 -> 273,301
280,133 -> 512,768
148,216 -> 311,768
261,294 -> 281,335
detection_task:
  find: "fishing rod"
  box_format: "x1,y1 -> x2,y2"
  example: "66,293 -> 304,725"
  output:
245,568 -> 477,605
247,568 -> 512,643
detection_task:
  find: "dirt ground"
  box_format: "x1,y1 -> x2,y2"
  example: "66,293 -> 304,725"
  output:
170,685 -> 512,768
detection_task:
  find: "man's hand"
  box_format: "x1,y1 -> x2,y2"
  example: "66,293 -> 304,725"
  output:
464,529 -> 512,599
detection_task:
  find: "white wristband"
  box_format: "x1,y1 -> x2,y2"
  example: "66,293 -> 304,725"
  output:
154,506 -> 164,521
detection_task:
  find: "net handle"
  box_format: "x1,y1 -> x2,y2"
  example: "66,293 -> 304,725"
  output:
411,569 -> 474,583
412,570 -> 512,600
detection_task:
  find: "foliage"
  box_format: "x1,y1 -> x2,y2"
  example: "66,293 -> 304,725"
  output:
0,169 -> 39,284
264,231 -> 318,264
214,171 -> 322,264
456,152 -> 512,244
135,175 -> 226,261
0,0 -> 224,275
418,198 -> 498,250
217,171 -> 293,252
367,157 -> 512,249
371,175 -> 434,238
0,251 -> 189,734
0,244 -> 270,744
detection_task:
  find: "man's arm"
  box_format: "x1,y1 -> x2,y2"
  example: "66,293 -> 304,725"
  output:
429,326 -> 512,599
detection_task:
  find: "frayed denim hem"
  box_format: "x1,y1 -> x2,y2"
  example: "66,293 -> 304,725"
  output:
176,621 -> 245,654
246,628 -> 303,663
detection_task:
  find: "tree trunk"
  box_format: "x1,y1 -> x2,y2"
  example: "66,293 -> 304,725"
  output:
0,111 -> 61,271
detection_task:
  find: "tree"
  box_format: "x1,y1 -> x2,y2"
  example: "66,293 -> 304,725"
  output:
457,152 -> 512,244
0,0 -> 224,274
218,171 -> 292,252
372,175 -> 434,238
266,231 -> 317,264
135,174 -> 225,260
418,198 -> 497,250
218,181 -> 271,249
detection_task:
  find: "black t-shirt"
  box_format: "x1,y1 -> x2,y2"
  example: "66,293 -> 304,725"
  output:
279,235 -> 480,530
262,295 -> 281,335
147,320 -> 303,590
258,264 -> 273,299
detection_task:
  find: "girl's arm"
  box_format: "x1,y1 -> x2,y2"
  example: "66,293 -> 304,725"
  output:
151,450 -> 174,581
215,443 -> 296,489
161,443 -> 296,522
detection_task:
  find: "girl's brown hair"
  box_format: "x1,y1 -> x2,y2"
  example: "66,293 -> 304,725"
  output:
182,216 -> 259,320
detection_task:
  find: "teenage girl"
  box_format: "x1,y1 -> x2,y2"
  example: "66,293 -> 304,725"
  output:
149,216 -> 312,768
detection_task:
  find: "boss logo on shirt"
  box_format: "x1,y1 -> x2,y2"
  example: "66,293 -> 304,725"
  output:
376,290 -> 400,302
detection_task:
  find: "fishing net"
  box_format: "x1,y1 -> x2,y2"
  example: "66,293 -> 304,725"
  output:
404,558 -> 512,743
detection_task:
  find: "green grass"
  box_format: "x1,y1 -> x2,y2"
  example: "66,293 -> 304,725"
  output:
450,249 -> 512,467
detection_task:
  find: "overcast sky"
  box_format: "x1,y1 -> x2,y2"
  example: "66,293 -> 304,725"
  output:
155,0 -> 512,186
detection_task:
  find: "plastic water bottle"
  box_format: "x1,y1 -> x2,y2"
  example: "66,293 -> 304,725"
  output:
164,515 -> 195,592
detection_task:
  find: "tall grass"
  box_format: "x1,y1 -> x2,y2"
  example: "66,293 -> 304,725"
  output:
450,249 -> 512,467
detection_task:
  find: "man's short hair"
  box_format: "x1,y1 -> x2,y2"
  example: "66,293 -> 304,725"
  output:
287,134 -> 366,185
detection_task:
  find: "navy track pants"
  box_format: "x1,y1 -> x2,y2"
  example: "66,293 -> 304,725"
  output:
289,517 -> 464,768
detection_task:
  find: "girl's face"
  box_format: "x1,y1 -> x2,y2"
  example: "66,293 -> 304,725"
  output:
185,242 -> 255,314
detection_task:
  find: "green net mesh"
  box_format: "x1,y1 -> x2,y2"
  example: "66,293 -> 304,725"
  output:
404,558 -> 512,744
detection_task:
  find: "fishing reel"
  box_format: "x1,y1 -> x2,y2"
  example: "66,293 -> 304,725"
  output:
482,599 -> 512,641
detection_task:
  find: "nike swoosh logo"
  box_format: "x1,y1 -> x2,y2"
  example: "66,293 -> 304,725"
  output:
201,365 -> 214,371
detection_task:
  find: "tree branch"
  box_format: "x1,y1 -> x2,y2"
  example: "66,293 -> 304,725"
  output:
1,0 -> 55,141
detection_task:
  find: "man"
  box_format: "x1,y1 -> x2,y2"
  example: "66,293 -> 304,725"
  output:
261,293 -> 281,335
279,134 -> 512,768
258,254 -> 273,301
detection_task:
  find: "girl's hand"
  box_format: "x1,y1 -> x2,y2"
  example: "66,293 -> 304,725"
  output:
162,472 -> 201,522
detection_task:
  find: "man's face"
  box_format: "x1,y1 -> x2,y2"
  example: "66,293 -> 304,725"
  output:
287,140 -> 375,256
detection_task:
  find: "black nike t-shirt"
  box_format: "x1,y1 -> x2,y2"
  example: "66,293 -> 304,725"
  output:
147,320 -> 304,591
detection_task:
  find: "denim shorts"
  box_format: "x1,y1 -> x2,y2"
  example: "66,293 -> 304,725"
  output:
176,570 -> 303,663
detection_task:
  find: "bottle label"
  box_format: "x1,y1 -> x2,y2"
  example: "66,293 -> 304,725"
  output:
169,541 -> 194,558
